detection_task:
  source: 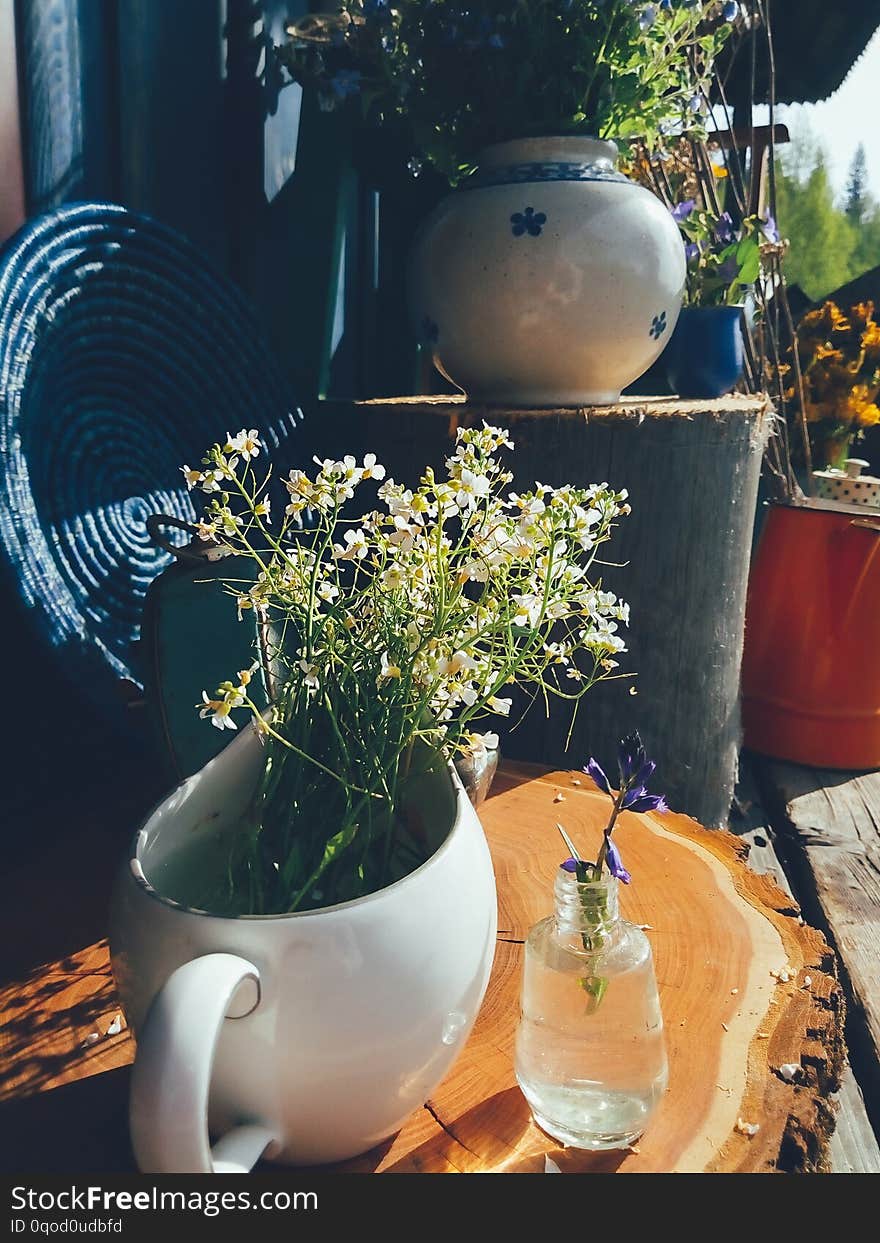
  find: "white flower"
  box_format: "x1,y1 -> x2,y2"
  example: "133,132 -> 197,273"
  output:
388,516 -> 417,552
218,508 -> 243,535
338,454 -> 359,473
485,423 -> 514,451
454,469 -> 491,510
180,465 -> 203,490
407,493 -> 431,522
381,563 -> 406,590
512,594 -> 543,628
377,651 -> 402,684
297,659 -> 320,690
333,528 -> 369,560
254,496 -> 271,521
543,642 -> 570,665
317,581 -> 339,602
460,559 -> 490,583
509,492 -> 545,515
488,696 -> 512,717
214,452 -> 240,478
467,731 -> 499,753
438,650 -> 479,677
361,453 -> 386,481
227,429 -> 261,460
334,455 -> 363,487
199,691 -> 240,730
379,481 -> 415,519
199,470 -> 223,494
405,621 -> 422,652
236,592 -> 266,620
195,519 -> 218,542
285,468 -> 313,497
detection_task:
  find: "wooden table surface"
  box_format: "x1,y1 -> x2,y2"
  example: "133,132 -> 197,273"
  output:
0,763 -> 845,1174
751,756 -> 880,1162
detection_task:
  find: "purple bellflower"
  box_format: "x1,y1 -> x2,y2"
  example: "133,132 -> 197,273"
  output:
559,730 -> 667,886
671,199 -> 696,224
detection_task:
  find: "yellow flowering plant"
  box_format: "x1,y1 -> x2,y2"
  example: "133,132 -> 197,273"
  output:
180,424 -> 630,915
788,300 -> 880,468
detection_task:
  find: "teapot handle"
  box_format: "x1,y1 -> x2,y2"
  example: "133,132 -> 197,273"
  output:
129,952 -> 277,1173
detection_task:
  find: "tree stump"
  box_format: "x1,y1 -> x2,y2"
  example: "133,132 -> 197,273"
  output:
322,394 -> 771,827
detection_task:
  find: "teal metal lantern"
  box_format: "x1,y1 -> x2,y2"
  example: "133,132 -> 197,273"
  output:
140,516 -> 272,785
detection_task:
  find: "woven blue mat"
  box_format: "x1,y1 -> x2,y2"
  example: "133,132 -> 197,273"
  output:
0,202 -> 302,717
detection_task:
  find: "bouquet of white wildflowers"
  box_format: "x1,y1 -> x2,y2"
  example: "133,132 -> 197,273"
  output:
182,424 -> 630,914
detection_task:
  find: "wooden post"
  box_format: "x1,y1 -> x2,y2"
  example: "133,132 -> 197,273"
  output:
319,394 -> 771,828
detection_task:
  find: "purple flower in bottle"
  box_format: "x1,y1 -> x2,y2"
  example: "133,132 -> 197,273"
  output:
605,839 -> 632,885
583,757 -> 612,795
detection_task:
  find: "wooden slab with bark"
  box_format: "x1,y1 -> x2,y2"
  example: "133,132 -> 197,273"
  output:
0,762 -> 843,1173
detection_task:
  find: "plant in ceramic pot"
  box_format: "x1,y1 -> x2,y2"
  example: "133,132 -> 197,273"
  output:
279,2 -> 738,405
110,423 -> 631,1171
783,299 -> 880,471
662,200 -> 779,398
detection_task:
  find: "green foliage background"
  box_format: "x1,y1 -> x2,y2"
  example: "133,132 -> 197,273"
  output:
776,120 -> 880,302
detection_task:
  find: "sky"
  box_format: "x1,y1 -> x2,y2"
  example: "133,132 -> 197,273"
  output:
753,27 -> 880,205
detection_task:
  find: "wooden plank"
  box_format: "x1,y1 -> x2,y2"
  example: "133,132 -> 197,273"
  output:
733,761 -> 880,1173
755,760 -> 880,1146
830,1071 -> 880,1174
313,394 -> 771,827
0,763 -> 845,1173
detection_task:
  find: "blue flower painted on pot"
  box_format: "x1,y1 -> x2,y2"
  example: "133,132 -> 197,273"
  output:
420,315 -> 439,346
510,207 -> 546,237
649,311 -> 668,340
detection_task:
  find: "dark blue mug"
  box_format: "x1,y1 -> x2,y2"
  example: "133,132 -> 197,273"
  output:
663,306 -> 745,399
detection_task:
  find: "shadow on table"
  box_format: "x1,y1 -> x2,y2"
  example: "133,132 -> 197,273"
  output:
0,1066 -> 134,1173
1,1076 -> 629,1176
0,944 -> 124,1102
325,1086 -> 628,1174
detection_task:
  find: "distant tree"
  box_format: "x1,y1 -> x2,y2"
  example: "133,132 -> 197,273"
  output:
853,209 -> 880,280
845,144 -> 869,226
776,148 -> 857,300
773,121 -> 880,300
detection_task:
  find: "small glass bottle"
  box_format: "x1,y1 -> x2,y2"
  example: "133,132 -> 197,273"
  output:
515,866 -> 668,1150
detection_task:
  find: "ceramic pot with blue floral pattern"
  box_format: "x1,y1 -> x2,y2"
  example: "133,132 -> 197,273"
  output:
408,136 -> 686,407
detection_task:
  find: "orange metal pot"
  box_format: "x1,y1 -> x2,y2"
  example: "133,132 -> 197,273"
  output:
741,500 -> 880,769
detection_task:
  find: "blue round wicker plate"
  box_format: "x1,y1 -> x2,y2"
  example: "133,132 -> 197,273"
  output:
0,202 -> 303,714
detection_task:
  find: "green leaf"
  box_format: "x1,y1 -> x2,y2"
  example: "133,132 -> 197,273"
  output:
321,821 -> 358,867
736,242 -> 762,286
